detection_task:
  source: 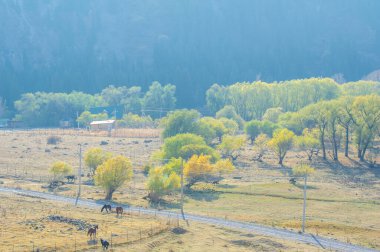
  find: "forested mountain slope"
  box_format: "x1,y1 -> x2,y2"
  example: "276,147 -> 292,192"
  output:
1,0 -> 380,107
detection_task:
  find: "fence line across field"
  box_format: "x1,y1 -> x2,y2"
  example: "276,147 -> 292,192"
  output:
0,127 -> 162,138
4,218 -> 177,252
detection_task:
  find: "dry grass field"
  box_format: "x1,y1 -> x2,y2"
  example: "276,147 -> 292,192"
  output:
0,192 -> 320,252
0,129 -> 379,250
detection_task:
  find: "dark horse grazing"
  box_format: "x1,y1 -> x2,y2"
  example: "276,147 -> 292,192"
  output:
87,225 -> 98,239
65,175 -> 76,183
100,238 -> 110,250
116,206 -> 123,217
101,204 -> 112,213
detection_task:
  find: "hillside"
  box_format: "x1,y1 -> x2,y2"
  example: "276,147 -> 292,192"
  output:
1,0 -> 380,107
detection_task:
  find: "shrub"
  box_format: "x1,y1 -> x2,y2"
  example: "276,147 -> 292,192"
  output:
292,164 -> 315,176
117,113 -> 154,128
47,136 -> 62,145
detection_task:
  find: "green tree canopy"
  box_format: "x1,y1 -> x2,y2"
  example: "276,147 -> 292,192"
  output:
77,111 -> 108,127
162,133 -> 206,160
295,128 -> 320,161
162,109 -> 201,138
143,81 -> 176,118
215,105 -> 245,129
217,135 -> 245,161
262,107 -> 284,123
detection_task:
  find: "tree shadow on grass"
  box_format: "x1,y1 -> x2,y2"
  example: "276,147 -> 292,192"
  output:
185,189 -> 221,202
292,183 -> 319,190
149,200 -> 181,210
216,184 -> 237,189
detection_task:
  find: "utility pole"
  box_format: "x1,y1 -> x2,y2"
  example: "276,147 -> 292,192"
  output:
180,158 -> 185,220
302,172 -> 307,233
75,144 -> 82,206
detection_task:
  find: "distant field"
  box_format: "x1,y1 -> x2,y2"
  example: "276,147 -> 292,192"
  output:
0,129 -> 379,250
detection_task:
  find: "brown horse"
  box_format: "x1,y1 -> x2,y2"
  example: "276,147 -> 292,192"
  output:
116,207 -> 123,217
87,225 -> 98,239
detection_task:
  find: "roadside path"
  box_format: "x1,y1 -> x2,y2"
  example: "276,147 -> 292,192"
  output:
0,187 -> 378,252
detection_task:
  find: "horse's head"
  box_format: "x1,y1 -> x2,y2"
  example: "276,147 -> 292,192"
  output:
94,225 -> 99,230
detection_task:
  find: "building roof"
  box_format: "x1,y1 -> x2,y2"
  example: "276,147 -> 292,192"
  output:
90,120 -> 116,125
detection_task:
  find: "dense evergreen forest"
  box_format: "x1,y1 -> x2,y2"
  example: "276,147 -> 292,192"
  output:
1,0 -> 380,108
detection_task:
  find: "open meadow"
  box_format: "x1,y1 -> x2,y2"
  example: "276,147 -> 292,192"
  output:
0,191 -> 322,251
0,129 -> 379,250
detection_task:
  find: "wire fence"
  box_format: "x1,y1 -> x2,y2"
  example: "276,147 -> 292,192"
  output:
2,215 -> 179,252
0,128 -> 161,139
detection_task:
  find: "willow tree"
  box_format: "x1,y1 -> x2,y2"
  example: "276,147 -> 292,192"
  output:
337,96 -> 355,157
295,129 -> 320,161
351,95 -> 380,161
94,156 -> 133,200
268,128 -> 295,165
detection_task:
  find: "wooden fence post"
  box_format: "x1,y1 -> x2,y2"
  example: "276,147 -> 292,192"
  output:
111,233 -> 113,248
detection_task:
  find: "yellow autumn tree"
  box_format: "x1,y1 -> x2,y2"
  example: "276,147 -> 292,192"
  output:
292,164 -> 315,177
268,128 -> 295,165
84,147 -> 113,175
94,155 -> 133,200
50,161 -> 73,181
184,154 -> 235,187
147,167 -> 180,203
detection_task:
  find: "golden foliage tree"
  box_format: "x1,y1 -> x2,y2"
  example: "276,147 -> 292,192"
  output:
184,154 -> 235,187
268,128 -> 295,165
292,164 -> 315,177
147,167 -> 180,203
94,156 -> 133,200
50,161 -> 73,181
84,147 -> 112,175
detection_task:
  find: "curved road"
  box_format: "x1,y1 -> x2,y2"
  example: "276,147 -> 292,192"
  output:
0,187 -> 377,252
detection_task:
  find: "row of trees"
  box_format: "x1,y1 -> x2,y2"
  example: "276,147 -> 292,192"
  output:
159,95 -> 379,166
58,142 -> 235,202
206,78 -> 380,120
13,81 -> 176,127
101,81 -> 176,116
278,95 -> 380,161
10,78 -> 379,128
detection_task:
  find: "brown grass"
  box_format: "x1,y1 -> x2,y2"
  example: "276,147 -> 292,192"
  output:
0,130 -> 379,249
